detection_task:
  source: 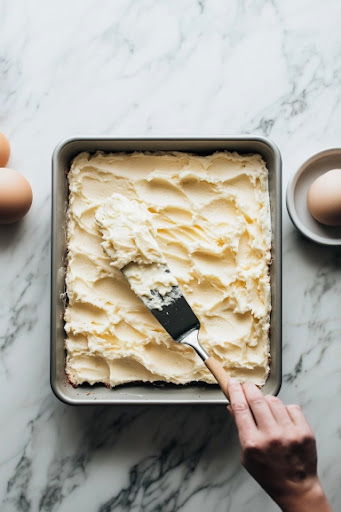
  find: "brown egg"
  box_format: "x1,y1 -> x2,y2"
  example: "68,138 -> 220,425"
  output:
0,133 -> 10,167
307,169 -> 341,226
0,168 -> 33,224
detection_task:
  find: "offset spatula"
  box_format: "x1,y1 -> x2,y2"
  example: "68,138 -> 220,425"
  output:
122,261 -> 230,400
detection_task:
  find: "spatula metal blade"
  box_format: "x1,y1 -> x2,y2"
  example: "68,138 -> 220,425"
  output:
145,287 -> 199,341
122,264 -> 199,342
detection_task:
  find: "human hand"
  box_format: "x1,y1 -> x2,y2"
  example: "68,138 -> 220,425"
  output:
226,380 -> 332,512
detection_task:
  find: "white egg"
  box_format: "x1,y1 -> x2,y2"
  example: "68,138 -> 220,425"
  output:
307,169 -> 341,226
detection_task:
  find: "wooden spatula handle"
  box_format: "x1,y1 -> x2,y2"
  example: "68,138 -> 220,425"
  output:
205,356 -> 230,400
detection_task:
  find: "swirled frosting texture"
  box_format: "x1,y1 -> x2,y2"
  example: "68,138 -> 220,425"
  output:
95,194 -> 163,268
65,151 -> 271,387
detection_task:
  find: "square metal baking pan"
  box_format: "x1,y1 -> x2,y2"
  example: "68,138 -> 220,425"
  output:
51,136 -> 282,405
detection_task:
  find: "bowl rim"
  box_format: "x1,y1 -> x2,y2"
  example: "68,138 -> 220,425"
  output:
286,147 -> 341,246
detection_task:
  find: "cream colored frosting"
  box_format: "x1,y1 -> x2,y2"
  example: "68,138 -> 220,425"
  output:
95,194 -> 163,268
65,151 -> 271,387
95,194 -> 179,310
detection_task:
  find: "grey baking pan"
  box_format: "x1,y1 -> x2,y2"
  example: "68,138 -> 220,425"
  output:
51,136 -> 282,405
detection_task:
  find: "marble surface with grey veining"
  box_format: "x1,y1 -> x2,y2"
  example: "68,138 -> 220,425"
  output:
1,0 -> 341,510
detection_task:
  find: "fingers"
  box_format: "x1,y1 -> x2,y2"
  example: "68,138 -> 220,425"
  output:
242,382 -> 276,431
286,404 -> 314,434
227,380 -> 313,446
265,395 -> 293,426
227,379 -> 257,443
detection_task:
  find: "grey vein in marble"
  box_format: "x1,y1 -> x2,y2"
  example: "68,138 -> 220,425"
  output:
1,0 -> 341,510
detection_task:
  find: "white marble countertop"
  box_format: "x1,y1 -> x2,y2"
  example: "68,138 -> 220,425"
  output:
1,0 -> 341,510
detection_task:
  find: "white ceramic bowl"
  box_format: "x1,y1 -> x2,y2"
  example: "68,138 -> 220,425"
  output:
286,148 -> 341,246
